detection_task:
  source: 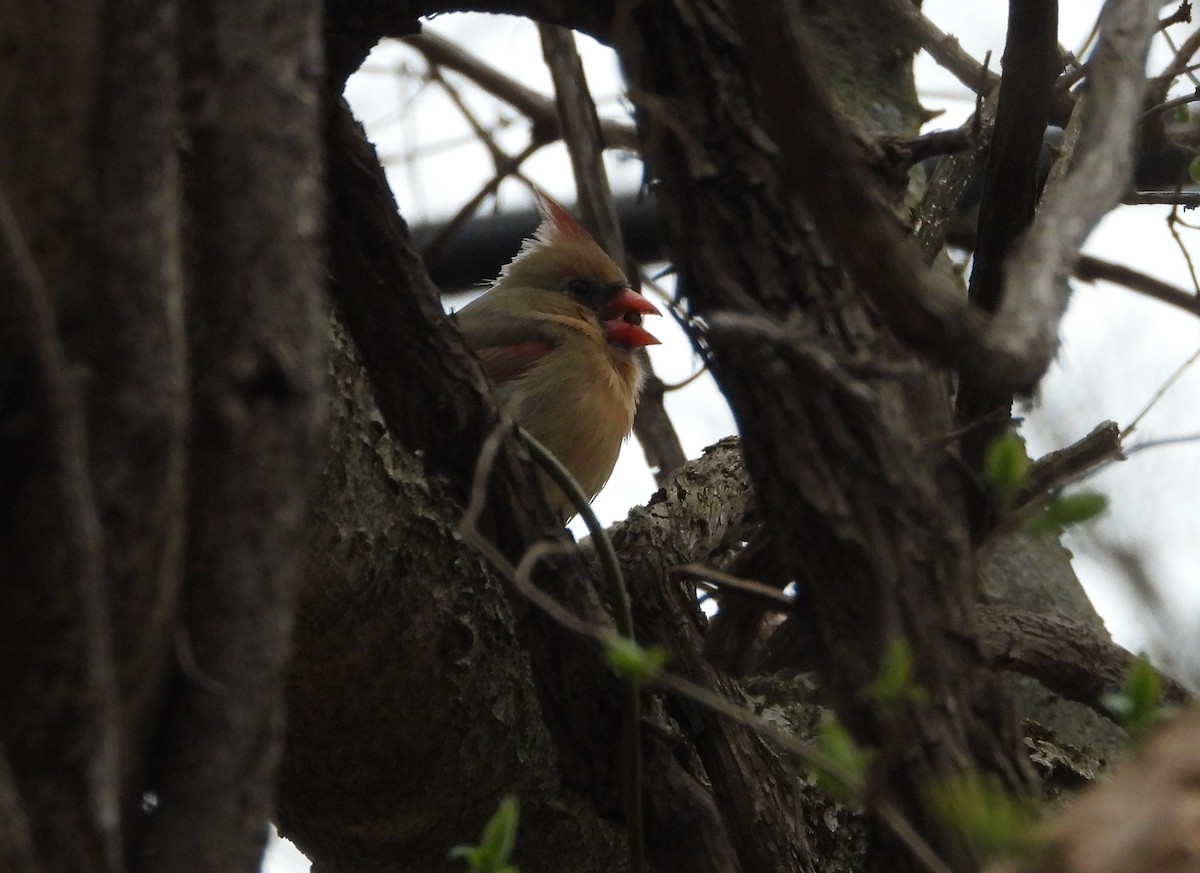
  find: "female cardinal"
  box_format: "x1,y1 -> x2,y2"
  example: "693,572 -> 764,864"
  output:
454,192 -> 661,517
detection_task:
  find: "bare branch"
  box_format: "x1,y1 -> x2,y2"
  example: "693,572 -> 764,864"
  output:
1019,421 -> 1125,503
876,0 -> 1000,95
538,23 -> 687,481
946,225 -> 1200,319
975,605 -> 1191,720
994,0 -> 1162,386
418,139 -> 548,266
956,0 -> 1060,534
406,31 -> 638,151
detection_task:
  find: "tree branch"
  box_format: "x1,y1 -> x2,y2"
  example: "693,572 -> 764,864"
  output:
974,605 -> 1191,720
607,439 -> 819,873
993,0 -> 1162,392
620,5 -> 1035,867
139,3 -> 328,870
956,0 -> 1060,536
407,30 -> 638,150
876,0 -> 1000,95
538,23 -> 687,482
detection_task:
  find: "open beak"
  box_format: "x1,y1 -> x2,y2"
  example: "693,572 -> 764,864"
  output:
597,287 -> 661,349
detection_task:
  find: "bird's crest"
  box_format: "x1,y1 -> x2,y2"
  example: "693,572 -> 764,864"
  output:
497,189 -> 626,289
532,189 -> 592,245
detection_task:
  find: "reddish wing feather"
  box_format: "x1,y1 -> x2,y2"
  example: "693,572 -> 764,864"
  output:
476,339 -> 555,386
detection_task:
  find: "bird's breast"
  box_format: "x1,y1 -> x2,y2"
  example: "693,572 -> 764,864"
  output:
498,338 -> 642,506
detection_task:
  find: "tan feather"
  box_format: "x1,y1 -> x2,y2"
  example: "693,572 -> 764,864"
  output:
455,193 -> 660,518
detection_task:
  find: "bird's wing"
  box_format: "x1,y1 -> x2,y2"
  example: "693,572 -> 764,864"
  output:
473,339 -> 555,386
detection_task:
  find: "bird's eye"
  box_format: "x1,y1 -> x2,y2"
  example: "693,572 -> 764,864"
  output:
567,279 -> 591,298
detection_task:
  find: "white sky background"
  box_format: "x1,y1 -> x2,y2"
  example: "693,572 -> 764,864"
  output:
267,3 -> 1200,868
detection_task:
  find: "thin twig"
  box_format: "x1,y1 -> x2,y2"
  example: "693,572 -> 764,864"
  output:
1074,253 -> 1200,316
516,429 -> 637,641
1166,207 -> 1200,293
458,422 -> 602,638
517,427 -> 645,873
1121,343 -> 1200,439
419,139 -> 548,268
1139,85 -> 1200,121
1158,19 -> 1200,82
1161,19 -> 1200,89
1125,190 -> 1200,207
406,31 -> 639,151
672,563 -> 795,609
429,64 -> 529,180
1126,431 -> 1200,454
946,228 -> 1200,319
660,365 -> 709,392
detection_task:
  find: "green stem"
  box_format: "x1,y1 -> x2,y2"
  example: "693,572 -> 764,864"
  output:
515,427 -> 646,873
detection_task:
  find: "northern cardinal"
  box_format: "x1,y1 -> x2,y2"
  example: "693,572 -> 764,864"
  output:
455,192 -> 661,517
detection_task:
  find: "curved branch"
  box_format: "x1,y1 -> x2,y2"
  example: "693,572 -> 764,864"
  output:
974,605 -> 1191,718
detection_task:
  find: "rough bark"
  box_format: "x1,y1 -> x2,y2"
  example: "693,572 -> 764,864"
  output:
278,323 -> 629,873
137,3 -> 328,871
0,1 -> 327,871
613,2 -> 1031,867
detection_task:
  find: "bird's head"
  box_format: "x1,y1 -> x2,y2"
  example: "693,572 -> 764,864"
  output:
494,191 -> 661,349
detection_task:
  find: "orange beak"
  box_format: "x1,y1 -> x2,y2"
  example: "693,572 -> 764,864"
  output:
598,287 -> 661,349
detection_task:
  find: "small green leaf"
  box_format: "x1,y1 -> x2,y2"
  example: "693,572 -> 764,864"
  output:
811,715 -> 873,804
450,797 -> 520,873
926,773 -> 1039,858
1101,656 -> 1165,738
604,634 -> 667,684
866,638 -> 927,705
1190,154 -> 1200,185
984,434 -> 1030,506
1176,104 -> 1192,125
1027,491 -> 1107,534
480,797 -> 519,865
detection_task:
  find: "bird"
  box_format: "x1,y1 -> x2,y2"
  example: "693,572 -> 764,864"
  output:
454,191 -> 661,518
